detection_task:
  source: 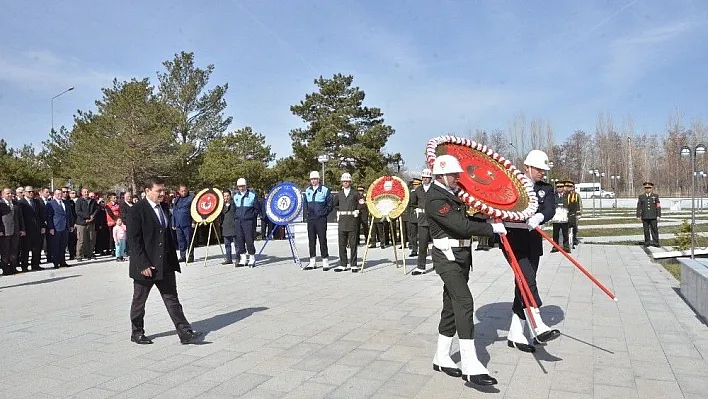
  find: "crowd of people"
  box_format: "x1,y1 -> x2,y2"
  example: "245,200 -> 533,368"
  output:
0,184 -> 247,276
0,185 -> 148,275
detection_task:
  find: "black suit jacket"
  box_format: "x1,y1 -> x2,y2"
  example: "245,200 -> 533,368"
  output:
128,198 -> 180,281
19,197 -> 45,242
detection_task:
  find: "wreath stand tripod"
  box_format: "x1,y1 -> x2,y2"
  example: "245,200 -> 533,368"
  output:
255,223 -> 302,268
186,221 -> 224,267
360,215 -> 406,274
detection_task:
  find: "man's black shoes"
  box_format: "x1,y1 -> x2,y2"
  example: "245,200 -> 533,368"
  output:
180,330 -> 204,345
131,334 -> 153,345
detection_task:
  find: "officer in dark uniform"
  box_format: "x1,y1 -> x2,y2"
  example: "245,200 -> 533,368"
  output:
333,173 -> 362,272
426,154 -> 505,386
356,186 -> 369,246
407,178 -> 421,256
503,150 -> 560,353
396,203 -> 408,250
410,168 -> 433,275
637,182 -> 661,247
370,213 -> 389,248
551,180 -> 571,253
565,181 -> 581,247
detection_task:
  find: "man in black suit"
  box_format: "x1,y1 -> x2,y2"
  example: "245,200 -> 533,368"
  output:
19,186 -> 46,271
128,177 -> 203,345
46,188 -> 74,269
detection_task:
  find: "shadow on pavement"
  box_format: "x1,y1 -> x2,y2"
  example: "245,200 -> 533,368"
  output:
470,303 -> 566,373
0,275 -> 80,290
150,307 -> 269,341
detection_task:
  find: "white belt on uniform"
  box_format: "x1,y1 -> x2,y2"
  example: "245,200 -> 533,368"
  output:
432,237 -> 472,261
336,210 -> 359,221
432,238 -> 471,247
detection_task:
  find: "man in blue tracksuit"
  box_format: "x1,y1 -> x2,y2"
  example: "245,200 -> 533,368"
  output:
233,178 -> 261,267
171,185 -> 194,262
303,170 -> 334,270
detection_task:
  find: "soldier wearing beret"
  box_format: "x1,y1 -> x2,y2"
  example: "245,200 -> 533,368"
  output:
637,182 -> 661,247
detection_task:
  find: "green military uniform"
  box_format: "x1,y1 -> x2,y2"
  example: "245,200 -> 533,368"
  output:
425,182 -> 494,341
398,201 -> 408,250
407,179 -> 422,256
370,215 -> 389,248
565,181 -> 581,247
356,186 -> 368,245
636,182 -> 661,247
334,187 -> 362,271
410,183 -> 432,272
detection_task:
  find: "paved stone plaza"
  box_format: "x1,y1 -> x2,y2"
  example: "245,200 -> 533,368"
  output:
1,237 -> 707,398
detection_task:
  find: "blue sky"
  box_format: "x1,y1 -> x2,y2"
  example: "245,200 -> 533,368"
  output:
2,0 -> 708,172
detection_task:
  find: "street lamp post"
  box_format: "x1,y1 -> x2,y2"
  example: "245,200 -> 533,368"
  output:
680,144 -> 706,259
589,169 -> 603,217
699,171 -> 707,212
51,86 -> 75,132
599,171 -> 605,213
317,154 -> 329,185
548,161 -> 554,181
388,156 -> 404,175
50,86 -> 75,191
610,175 -> 620,208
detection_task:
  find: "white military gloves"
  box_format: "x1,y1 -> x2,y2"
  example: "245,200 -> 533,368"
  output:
490,222 -> 507,235
526,213 -> 545,230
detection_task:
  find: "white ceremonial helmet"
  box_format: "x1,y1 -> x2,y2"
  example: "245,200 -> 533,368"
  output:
421,168 -> 433,178
340,173 -> 352,181
309,171 -> 320,179
524,150 -> 550,171
432,155 -> 463,175
236,178 -> 247,186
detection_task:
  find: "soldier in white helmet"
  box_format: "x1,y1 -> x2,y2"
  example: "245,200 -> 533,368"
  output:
502,149 -> 560,354
333,173 -> 362,272
409,168 -> 433,275
426,154 -> 506,386
303,171 -> 334,270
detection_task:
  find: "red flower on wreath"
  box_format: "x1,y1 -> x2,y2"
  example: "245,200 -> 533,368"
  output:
370,176 -> 405,200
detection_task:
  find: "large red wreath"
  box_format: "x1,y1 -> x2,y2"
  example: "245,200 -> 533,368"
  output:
425,135 -> 538,221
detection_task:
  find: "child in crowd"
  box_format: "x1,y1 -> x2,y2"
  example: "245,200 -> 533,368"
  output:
113,218 -> 127,261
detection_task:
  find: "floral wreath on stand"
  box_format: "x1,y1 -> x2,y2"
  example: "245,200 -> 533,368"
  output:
366,175 -> 410,220
425,135 -> 538,222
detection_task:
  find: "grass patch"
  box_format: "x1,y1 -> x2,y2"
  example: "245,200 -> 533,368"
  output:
579,218 -> 646,225
573,224 -> 708,237
662,261 -> 682,280
584,236 -> 708,247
